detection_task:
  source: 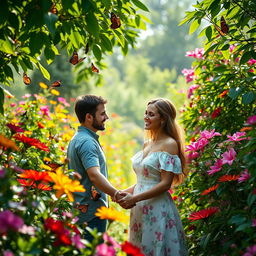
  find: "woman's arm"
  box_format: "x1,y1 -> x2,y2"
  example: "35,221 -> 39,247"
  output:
119,171 -> 174,209
121,184 -> 136,194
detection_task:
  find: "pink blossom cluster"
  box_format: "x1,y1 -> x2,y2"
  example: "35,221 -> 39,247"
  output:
247,59 -> 256,66
243,245 -> 256,256
226,132 -> 247,142
185,48 -> 204,59
187,84 -> 200,99
238,169 -> 251,183
246,115 -> 256,125
182,68 -> 195,83
95,233 -> 120,256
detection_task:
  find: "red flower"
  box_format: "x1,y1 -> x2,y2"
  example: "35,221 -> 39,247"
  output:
37,122 -> 45,129
17,170 -> 52,191
211,107 -> 222,119
188,207 -> 219,221
218,174 -> 240,182
6,123 -> 24,133
201,184 -> 219,195
14,134 -> 50,152
121,241 -> 144,256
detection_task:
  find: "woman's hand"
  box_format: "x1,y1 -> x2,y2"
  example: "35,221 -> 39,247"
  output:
118,192 -> 137,209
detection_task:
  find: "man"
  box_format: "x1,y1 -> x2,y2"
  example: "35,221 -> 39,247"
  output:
67,95 -> 123,242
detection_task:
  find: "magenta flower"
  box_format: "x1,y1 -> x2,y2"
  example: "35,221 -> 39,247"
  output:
95,243 -> 116,256
181,68 -> 195,83
238,169 -> 251,183
6,123 -> 24,133
187,151 -> 199,160
40,105 -> 50,117
58,97 -> 70,107
243,245 -> 256,256
246,115 -> 256,125
200,129 -> 221,139
247,59 -> 256,66
185,138 -> 209,152
0,168 -> 6,178
0,210 -> 24,233
3,250 -> 14,256
187,84 -> 200,99
207,159 -> 223,175
185,48 -> 204,59
227,132 -> 247,142
71,234 -> 85,249
229,45 -> 236,53
103,232 -> 121,248
252,219 -> 256,227
221,148 -> 237,166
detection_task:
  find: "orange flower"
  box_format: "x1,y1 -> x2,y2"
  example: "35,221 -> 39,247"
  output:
201,184 -> 219,195
0,134 -> 19,151
218,174 -> 240,182
188,207 -> 219,221
240,127 -> 252,132
218,90 -> 229,98
48,169 -> 85,202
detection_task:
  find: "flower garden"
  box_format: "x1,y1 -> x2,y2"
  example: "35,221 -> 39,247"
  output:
0,0 -> 256,255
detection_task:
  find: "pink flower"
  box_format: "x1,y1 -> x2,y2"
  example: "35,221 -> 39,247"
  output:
22,94 -> 31,99
182,68 -> 195,83
200,129 -> 221,139
103,232 -> 120,248
185,138 -> 209,152
187,84 -> 200,99
185,48 -> 204,59
58,97 -> 70,107
71,234 -> 85,249
238,169 -> 250,183
207,159 -> 223,175
243,245 -> 256,256
246,115 -> 256,125
221,148 -> 236,166
187,151 -> 199,160
0,210 -> 24,233
10,103 -> 16,107
227,132 -> 247,142
247,59 -> 256,66
19,224 -> 35,235
3,250 -> 14,256
95,243 -> 116,256
229,45 -> 236,53
40,105 -> 50,117
0,168 -> 6,178
252,219 -> 256,227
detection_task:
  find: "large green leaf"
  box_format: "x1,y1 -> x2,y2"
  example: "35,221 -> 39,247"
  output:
37,63 -> 51,80
131,0 -> 149,12
189,19 -> 200,35
44,13 -> 58,35
85,11 -> 99,38
242,92 -> 256,104
93,44 -> 102,61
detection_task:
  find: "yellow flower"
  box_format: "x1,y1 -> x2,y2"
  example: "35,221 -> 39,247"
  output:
95,206 -> 129,223
39,82 -> 48,89
50,89 -> 60,96
48,169 -> 85,202
50,100 -> 57,105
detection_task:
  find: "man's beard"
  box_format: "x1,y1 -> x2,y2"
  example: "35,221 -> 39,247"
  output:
92,118 -> 105,131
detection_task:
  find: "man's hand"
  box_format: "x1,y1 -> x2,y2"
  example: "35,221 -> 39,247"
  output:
118,192 -> 136,209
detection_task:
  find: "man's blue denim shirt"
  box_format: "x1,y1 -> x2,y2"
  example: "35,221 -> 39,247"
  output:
67,126 -> 108,222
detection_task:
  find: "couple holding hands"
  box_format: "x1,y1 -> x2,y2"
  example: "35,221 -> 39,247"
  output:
67,95 -> 188,256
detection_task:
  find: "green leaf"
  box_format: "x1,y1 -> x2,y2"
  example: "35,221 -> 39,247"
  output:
209,0 -> 221,17
189,19 -> 200,35
240,51 -> 254,65
93,44 -> 102,61
235,223 -> 252,232
112,30 -> 125,47
242,92 -> 256,104
85,11 -> 99,38
44,47 -> 55,65
0,87 -> 4,114
70,29 -> 83,49
131,0 -> 149,12
101,0 -> 111,9
205,26 -> 212,41
0,38 -> 15,55
228,87 -> 242,99
100,34 -> 112,51
44,13 -> 58,35
4,65 -> 13,80
37,63 -> 51,80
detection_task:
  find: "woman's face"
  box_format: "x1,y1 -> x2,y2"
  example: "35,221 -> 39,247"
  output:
144,104 -> 162,131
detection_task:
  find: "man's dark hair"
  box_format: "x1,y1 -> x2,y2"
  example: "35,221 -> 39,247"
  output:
74,95 -> 107,123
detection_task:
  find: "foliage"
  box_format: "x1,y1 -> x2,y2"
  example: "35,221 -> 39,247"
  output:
0,89 -> 140,255
176,0 -> 256,255
0,0 -> 149,110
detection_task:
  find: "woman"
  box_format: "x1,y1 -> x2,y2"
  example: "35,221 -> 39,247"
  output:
117,98 -> 188,256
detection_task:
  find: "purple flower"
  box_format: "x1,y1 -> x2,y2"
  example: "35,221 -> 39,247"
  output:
0,168 -> 6,178
95,243 -> 116,256
246,115 -> 256,125
200,129 -> 221,139
207,159 -> 223,175
0,210 -> 24,233
238,169 -> 251,183
227,132 -> 247,142
221,148 -> 236,166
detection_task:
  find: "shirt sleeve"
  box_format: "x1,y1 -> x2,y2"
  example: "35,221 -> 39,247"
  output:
77,139 -> 100,170
158,152 -> 182,174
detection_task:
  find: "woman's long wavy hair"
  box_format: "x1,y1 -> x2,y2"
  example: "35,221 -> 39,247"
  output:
146,98 -> 187,185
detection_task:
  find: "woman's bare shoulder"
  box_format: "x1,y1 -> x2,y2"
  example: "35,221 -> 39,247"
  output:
161,137 -> 178,155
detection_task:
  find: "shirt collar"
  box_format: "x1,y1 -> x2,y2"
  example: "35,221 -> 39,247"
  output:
78,126 -> 99,140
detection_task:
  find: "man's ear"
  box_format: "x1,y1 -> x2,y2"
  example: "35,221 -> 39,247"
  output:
85,113 -> 93,122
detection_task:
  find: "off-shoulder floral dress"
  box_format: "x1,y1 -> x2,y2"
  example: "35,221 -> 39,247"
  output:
129,151 -> 187,256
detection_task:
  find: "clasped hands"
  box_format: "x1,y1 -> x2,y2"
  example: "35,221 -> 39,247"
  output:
112,191 -> 136,209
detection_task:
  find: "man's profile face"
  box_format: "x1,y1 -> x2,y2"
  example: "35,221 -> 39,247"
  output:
92,104 -> 109,131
